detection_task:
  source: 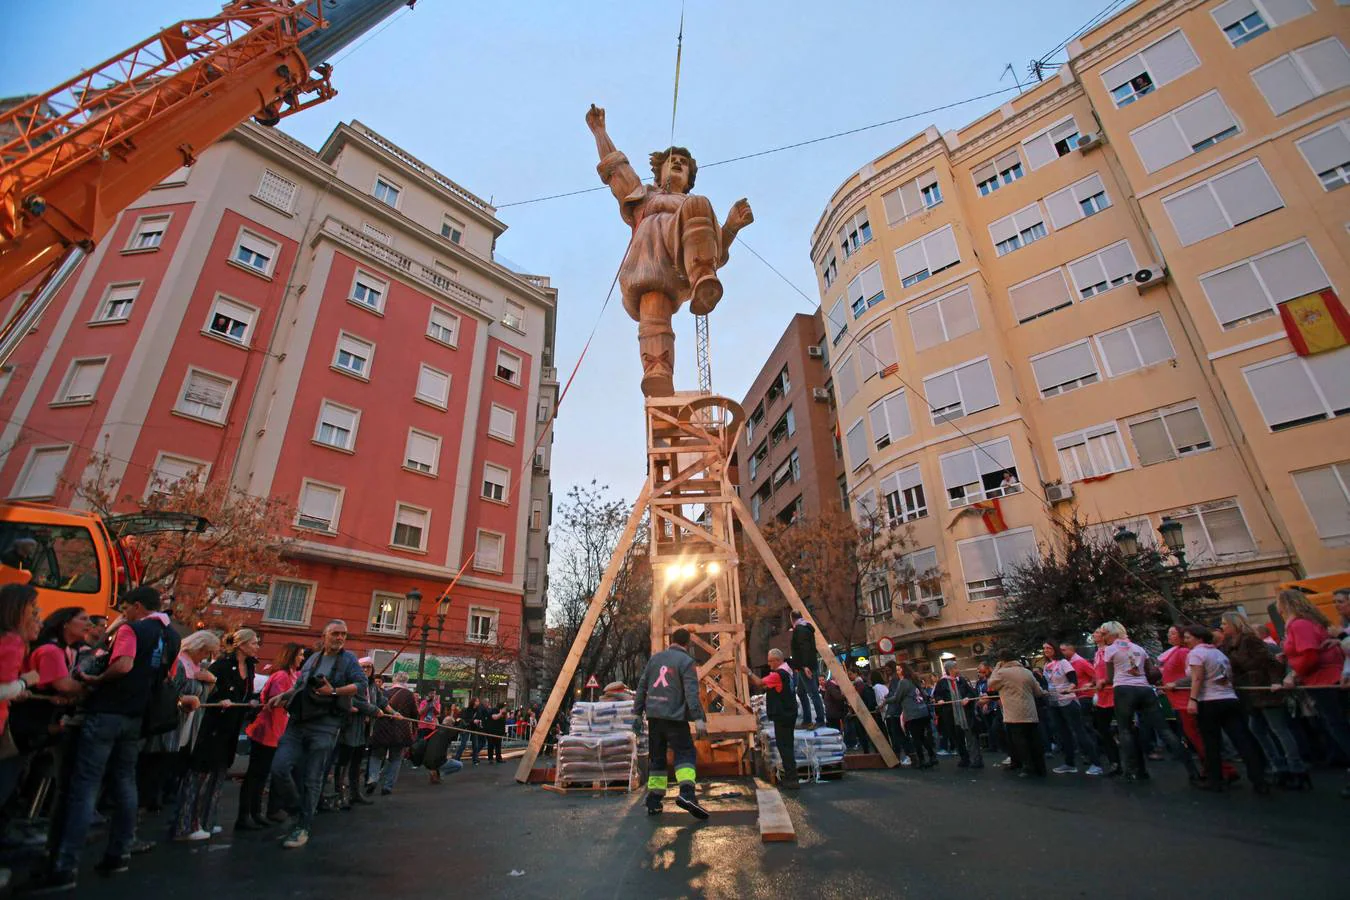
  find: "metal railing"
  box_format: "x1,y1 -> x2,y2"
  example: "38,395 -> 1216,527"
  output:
327,219 -> 488,309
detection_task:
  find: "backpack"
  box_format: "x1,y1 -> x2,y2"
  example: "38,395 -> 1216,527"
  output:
141,624 -> 183,738
858,680 -> 877,712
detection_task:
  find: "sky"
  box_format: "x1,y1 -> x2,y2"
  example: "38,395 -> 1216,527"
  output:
0,0 -> 1113,509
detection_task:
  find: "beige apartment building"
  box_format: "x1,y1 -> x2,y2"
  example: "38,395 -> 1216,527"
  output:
810,0 -> 1348,670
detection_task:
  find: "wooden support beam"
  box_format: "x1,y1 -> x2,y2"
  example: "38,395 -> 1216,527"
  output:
730,494 -> 899,768
513,481 -> 652,784
754,778 -> 796,843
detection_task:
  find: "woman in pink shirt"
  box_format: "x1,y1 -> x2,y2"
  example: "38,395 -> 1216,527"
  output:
240,642 -> 305,829
1161,625 -> 1235,782
1088,629 -> 1122,777
1277,590 -> 1350,782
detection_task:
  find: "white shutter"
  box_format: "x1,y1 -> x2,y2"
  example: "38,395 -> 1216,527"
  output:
896,465 -> 923,492
1206,504 -> 1255,555
1099,243 -> 1136,282
1129,417 -> 1174,465
1013,203 -> 1044,233
1253,241 -> 1329,303
1131,116 -> 1191,172
976,438 -> 1016,476
15,448 -> 68,498
827,299 -> 846,341
858,338 -> 879,381
882,188 -> 907,225
1103,53 -> 1148,91
941,448 -> 979,490
1068,254 -> 1108,294
1133,316 -> 1174,367
867,322 -> 898,369
416,366 -> 449,404
1032,342 -> 1097,392
1253,57 -> 1313,115
1141,31 -> 1200,84
989,213 -> 1018,245
860,263 -> 884,301
995,529 -> 1038,572
971,160 -> 996,186
884,391 -> 911,441
322,402 -> 357,434
835,353 -> 859,404
1073,174 -> 1107,204
924,370 -> 960,415
909,302 -> 945,352
896,240 -> 926,279
957,360 -> 999,414
1023,132 -> 1057,170
1300,38 -> 1350,94
1009,269 -> 1073,322
406,431 -> 438,469
1297,121 -> 1350,174
488,404 -> 516,440
1163,183 -> 1227,246
476,532 -> 503,570
923,225 -> 960,271
1212,160 -> 1284,227
1293,464 -> 1350,538
868,402 -> 890,447
1044,184 -> 1082,230
1244,357 -> 1322,426
941,288 -> 978,340
958,535 -> 1000,582
300,484 -> 339,522
1212,0 -> 1259,29
1307,348 -> 1350,412
1199,262 -> 1272,326
1175,92 -> 1239,146
845,419 -> 869,469
154,456 -> 200,486
1263,0 -> 1314,24
64,360 -> 105,400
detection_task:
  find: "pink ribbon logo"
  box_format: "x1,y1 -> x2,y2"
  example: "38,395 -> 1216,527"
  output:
653,665 -> 670,688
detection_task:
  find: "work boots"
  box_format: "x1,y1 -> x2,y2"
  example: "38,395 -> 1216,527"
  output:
674,783 -> 709,820
682,217 -> 723,316
645,791 -> 663,816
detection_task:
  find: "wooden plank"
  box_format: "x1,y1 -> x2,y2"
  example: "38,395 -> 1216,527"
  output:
754,778 -> 796,843
513,481 -> 652,784
730,494 -> 900,768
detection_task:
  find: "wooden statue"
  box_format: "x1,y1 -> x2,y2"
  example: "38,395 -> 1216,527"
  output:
587,104 -> 753,396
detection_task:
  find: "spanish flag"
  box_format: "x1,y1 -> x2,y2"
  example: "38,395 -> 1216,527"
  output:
1279,289 -> 1350,356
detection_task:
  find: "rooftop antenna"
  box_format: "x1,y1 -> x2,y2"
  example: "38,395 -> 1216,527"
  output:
1001,62 -> 1024,93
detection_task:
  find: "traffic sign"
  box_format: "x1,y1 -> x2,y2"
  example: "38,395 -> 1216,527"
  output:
584,674 -> 600,690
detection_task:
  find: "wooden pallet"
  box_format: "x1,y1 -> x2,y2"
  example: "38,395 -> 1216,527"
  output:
542,776 -> 636,794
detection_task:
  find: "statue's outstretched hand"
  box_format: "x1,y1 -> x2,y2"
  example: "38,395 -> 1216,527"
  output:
586,104 -> 606,132
726,198 -> 754,231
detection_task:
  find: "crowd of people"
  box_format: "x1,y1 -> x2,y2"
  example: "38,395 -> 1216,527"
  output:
813,589 -> 1349,798
0,583 -> 527,893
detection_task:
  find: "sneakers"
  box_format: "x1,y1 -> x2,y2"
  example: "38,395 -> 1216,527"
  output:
282,828 -> 309,849
1085,765 -> 1104,776
182,829 -> 210,842
94,855 -> 129,876
1052,765 -> 1078,775
900,756 -> 912,767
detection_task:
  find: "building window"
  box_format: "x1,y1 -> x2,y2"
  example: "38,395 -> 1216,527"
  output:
1043,173 -> 1112,232
146,453 -> 208,496
264,579 -> 312,625
530,499 -> 544,531
1103,30 -> 1200,107
837,210 -> 872,259
127,215 -> 168,251
350,270 -> 387,313
373,176 -> 401,207
895,224 -> 960,288
441,216 -> 464,244
833,353 -> 858,407
896,547 -> 942,609
771,453 -> 796,491
748,441 -> 768,482
314,401 -> 359,451
482,463 -> 510,502
882,169 -> 942,224
972,149 -> 1023,195
488,403 -> 516,442
881,465 -> 927,524
176,369 -> 233,423
853,489 -> 878,526
908,286 -> 978,352
1067,241 -> 1137,299
1162,159 -> 1284,247
1022,117 -> 1081,169
1055,422 -> 1131,482
868,389 -> 911,450
1295,119 -> 1350,191
958,528 -> 1037,601
1251,38 -> 1350,116
362,222 -> 393,246
368,592 -> 408,635
333,332 -> 374,379
921,180 -> 942,208
96,283 -> 138,322
1199,239 -> 1330,330
468,607 -> 499,643
296,480 -> 342,532
827,298 -> 848,344
990,203 -> 1048,256
1220,9 -> 1268,45
404,428 -> 440,474
1086,517 -> 1159,551
1243,349 -> 1350,431
1130,90 -> 1240,173
205,295 -> 257,345
766,364 -> 791,403
414,364 -> 450,408
922,357 -> 998,424
391,504 -> 429,551
56,357 -> 107,404
1165,499 -> 1257,563
10,446 -> 69,499
821,254 -> 837,288
846,264 -> 885,319
1127,403 -> 1213,465
232,229 -> 279,277
254,169 -> 298,211
745,403 -> 765,445
1031,340 -> 1100,398
857,322 -> 898,381
940,437 -> 1019,508
526,557 -> 541,591
495,349 -> 522,385
427,306 -> 460,346
1095,314 -> 1175,377
777,495 -> 803,526
769,407 -> 795,447
1293,461 -> 1350,542
867,582 -> 893,621
537,401 -> 550,423
1009,269 -> 1074,324
474,531 -> 504,573
844,419 -> 868,472
502,300 -> 525,331
1213,0 -> 1311,46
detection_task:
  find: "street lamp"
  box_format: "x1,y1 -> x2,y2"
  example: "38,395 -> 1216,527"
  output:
1158,516 -> 1186,560
404,587 -> 449,689
1112,525 -> 1139,557
1113,518 -> 1188,624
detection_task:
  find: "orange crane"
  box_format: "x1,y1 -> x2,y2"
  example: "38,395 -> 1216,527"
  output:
0,0 -> 414,366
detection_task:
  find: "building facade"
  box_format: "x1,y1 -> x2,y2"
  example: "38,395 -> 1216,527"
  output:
0,119 -> 557,701
810,0 -> 1347,671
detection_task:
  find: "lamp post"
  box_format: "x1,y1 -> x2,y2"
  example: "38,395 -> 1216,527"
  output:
403,588 -> 449,689
1114,517 -> 1188,624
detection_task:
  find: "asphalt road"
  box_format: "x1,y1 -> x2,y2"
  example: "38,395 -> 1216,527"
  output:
41,758 -> 1346,899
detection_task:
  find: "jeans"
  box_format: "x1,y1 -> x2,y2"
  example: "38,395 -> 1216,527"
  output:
367,745 -> 404,791
1197,698 -> 1266,787
454,730 -> 482,763
1046,702 -> 1100,768
270,723 -> 339,831
1114,685 -> 1196,778
439,758 -> 464,776
885,716 -> 914,760
1248,705 -> 1306,774
906,715 -> 937,766
240,742 -> 277,822
53,712 -> 141,872
795,671 -> 825,727
1089,702 -> 1121,766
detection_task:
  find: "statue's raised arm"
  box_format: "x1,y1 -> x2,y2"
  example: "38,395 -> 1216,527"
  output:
588,104 -> 643,214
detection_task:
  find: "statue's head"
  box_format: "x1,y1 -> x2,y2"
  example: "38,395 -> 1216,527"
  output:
650,146 -> 697,193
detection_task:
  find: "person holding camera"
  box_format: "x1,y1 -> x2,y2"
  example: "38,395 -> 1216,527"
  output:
267,620 -> 367,849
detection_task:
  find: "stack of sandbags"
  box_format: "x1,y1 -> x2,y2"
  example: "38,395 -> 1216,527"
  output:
554,731 -> 638,786
568,700 -> 637,735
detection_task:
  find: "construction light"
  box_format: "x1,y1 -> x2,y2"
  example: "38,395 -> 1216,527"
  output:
706,561 -> 721,577
663,565 -> 680,586
680,562 -> 698,581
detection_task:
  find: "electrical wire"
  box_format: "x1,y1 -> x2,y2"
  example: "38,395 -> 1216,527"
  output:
1034,0 -> 1135,66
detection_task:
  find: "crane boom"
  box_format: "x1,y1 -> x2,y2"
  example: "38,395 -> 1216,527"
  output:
0,0 -> 411,345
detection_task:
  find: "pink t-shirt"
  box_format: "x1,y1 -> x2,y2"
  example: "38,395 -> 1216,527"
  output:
245,669 -> 296,747
1159,645 -> 1190,706
1092,649 -> 1114,708
1283,618 -> 1342,686
0,632 -> 27,732
30,643 -> 73,689
108,625 -> 137,662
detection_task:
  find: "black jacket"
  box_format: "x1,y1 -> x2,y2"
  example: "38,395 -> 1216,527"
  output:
190,653 -> 256,772
790,622 -> 817,673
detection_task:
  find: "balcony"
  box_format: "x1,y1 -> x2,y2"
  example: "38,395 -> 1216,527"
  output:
541,366 -> 558,383
524,605 -> 545,621
325,219 -> 488,310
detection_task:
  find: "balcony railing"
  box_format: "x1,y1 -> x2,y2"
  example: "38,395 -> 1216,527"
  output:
326,219 -> 488,310
540,366 -> 558,382
352,121 -> 493,213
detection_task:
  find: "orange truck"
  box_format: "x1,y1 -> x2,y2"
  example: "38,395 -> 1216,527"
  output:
0,501 -> 205,618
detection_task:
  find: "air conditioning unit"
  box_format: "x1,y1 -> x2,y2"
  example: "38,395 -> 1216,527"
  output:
1044,482 -> 1074,504
1134,266 -> 1168,291
812,387 -> 830,402
915,600 -> 942,620
807,345 -> 823,359
1076,132 -> 1104,153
